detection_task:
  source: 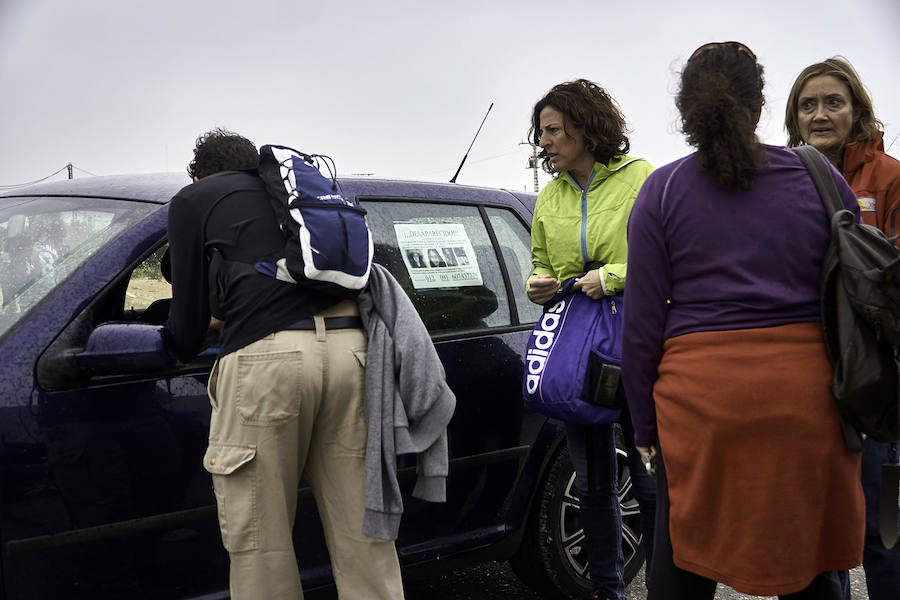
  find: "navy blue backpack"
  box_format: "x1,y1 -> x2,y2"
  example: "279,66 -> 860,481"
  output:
523,275 -> 624,424
256,144 -> 373,298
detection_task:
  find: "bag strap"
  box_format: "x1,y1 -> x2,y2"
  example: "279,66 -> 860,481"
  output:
880,444 -> 900,551
199,188 -> 260,317
794,146 -> 862,452
266,144 -> 341,195
793,145 -> 845,219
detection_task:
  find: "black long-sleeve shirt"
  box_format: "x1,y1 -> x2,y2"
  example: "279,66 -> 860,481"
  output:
167,171 -> 337,362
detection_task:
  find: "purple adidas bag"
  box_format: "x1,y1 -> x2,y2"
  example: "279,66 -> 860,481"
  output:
523,276 -> 623,424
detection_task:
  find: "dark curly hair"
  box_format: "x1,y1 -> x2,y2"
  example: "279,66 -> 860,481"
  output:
529,79 -> 630,174
677,42 -> 765,191
186,128 -> 259,180
785,57 -> 882,148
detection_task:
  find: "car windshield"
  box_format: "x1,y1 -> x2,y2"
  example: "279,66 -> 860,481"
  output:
0,196 -> 159,340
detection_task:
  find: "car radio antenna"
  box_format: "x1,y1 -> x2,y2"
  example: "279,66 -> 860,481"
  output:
450,102 -> 493,183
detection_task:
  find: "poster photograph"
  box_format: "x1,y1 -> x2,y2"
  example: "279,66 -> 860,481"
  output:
393,223 -> 483,289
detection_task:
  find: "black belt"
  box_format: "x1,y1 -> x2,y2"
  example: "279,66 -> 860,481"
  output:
287,316 -> 363,331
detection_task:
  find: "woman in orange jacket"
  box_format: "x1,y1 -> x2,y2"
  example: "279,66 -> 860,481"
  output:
786,56 -> 900,600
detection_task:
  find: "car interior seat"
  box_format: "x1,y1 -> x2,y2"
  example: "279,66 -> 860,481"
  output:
137,247 -> 172,325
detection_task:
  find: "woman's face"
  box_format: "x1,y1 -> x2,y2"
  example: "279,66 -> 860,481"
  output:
538,106 -> 593,174
797,75 -> 856,158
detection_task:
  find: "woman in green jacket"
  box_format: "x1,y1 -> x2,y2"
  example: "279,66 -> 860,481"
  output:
528,79 -> 656,600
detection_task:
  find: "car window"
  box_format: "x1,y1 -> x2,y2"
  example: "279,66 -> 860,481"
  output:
124,245 -> 172,324
0,196 -> 158,340
485,207 -> 542,325
360,200 -> 510,334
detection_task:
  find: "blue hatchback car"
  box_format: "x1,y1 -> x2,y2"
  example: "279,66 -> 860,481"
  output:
0,174 -> 644,599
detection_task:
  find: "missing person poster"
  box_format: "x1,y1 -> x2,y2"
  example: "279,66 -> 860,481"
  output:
394,223 -> 483,289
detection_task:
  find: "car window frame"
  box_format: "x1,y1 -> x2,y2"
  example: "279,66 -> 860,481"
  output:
357,195 -> 537,340
37,193 -> 540,389
0,195 -> 163,345
35,231 -> 218,392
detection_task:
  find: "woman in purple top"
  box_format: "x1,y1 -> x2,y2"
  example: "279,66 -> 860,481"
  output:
622,42 -> 865,599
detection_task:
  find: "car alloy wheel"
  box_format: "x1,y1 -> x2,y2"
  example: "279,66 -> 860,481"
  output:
557,445 -> 643,582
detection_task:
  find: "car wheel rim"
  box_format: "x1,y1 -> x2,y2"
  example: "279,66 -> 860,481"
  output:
559,447 -> 643,582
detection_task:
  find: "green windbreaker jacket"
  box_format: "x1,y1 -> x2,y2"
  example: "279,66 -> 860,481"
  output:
529,155 -> 653,297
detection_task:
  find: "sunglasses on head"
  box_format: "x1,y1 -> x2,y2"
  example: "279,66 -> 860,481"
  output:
688,41 -> 757,63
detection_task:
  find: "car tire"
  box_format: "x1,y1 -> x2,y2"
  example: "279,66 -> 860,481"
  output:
509,429 -> 644,599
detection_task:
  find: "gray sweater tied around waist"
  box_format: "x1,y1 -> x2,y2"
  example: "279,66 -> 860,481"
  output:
357,264 -> 456,540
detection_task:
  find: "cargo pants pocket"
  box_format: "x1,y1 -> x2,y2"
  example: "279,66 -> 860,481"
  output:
204,442 -> 258,553
207,358 -> 221,412
235,349 -> 303,424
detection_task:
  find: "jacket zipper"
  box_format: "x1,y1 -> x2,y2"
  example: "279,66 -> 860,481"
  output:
566,171 -> 597,266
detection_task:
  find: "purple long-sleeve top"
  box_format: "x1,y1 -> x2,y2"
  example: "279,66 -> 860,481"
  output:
622,145 -> 860,447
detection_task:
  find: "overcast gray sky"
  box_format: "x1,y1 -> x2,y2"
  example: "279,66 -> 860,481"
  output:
2,0 -> 898,192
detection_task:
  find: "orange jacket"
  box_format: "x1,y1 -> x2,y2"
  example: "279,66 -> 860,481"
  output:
842,131 -> 900,240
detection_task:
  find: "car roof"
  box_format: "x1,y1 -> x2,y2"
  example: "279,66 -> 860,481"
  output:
0,173 -> 191,204
0,172 -> 537,209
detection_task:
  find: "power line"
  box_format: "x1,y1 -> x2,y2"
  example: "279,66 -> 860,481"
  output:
886,133 -> 898,153
73,166 -> 98,177
466,148 -> 523,165
0,163 -> 99,189
409,147 -> 525,179
0,166 -> 70,189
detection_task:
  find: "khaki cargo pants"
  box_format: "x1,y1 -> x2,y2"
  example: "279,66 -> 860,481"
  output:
204,319 -> 404,600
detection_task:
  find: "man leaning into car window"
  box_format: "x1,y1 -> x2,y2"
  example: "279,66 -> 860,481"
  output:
166,128 -> 405,600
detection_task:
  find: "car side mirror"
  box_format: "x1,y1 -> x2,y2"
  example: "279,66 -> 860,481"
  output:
75,322 -> 176,375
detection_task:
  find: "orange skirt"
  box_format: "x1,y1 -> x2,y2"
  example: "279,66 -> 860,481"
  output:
655,322 -> 863,595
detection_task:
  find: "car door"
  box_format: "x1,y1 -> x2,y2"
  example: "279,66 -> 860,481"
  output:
7,216 -> 226,599
358,196 -> 543,561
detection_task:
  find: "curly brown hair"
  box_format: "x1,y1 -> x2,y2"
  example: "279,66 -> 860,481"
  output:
529,79 -> 630,174
677,41 -> 765,191
187,128 -> 259,180
784,57 -> 883,148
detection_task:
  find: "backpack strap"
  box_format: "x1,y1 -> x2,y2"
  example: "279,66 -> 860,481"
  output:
793,146 -> 866,453
199,188 -> 267,317
793,145 -> 845,219
881,443 -> 900,551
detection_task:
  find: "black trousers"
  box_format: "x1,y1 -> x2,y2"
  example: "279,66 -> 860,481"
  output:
647,448 -> 842,600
